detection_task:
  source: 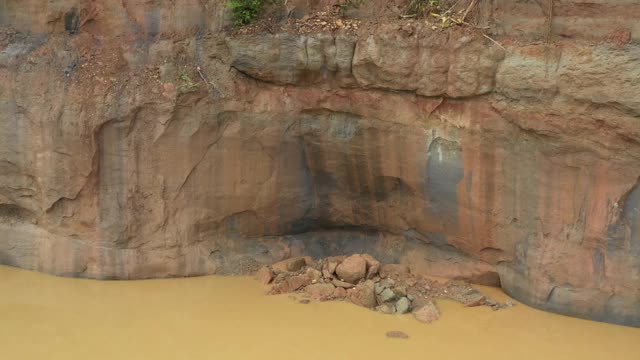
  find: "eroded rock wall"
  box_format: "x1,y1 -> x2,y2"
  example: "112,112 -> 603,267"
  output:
1,0 -> 639,326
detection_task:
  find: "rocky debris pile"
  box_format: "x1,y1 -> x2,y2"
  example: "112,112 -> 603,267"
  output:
255,254 -> 513,324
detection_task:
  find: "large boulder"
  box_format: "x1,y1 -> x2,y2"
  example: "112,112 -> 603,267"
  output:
335,255 -> 367,284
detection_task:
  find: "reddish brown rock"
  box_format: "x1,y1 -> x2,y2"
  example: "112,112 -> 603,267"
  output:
255,266 -> 273,285
270,274 -> 311,294
333,286 -> 348,300
335,255 -> 367,284
349,280 -> 377,308
305,283 -> 336,301
413,302 -> 440,324
272,257 -> 307,273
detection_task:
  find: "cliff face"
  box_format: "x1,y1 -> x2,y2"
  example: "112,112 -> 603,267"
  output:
1,0 -> 639,326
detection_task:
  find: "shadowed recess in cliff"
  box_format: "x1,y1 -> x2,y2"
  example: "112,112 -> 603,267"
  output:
607,178 -> 640,258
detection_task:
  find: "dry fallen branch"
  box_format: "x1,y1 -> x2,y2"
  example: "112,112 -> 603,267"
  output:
462,0 -> 478,22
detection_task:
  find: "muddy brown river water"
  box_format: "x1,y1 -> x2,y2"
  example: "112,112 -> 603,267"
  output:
1,265 -> 638,360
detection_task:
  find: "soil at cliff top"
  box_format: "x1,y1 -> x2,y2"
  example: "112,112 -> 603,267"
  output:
233,1 -> 480,36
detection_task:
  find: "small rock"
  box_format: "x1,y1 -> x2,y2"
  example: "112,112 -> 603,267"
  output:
333,286 -> 348,299
270,274 -> 311,294
386,331 -> 409,339
306,268 -> 322,283
299,299 -> 311,304
254,266 -> 273,285
349,280 -> 377,308
376,304 -> 395,314
413,302 -> 440,323
272,257 -> 307,273
335,255 -> 367,284
393,286 -> 407,297
332,279 -> 355,288
305,283 -> 336,301
506,299 -> 515,307
273,272 -> 288,284
394,297 -> 411,314
374,282 -> 386,295
378,288 -> 397,303
326,256 -> 344,275
322,268 -> 333,280
407,294 -> 415,301
465,295 -> 487,307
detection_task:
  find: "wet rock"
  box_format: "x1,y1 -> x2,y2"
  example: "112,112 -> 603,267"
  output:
413,302 -> 440,323
464,293 -> 487,307
361,254 -> 381,279
335,254 -> 367,284
255,266 -> 273,285
332,279 -> 355,288
349,280 -> 377,308
385,331 -> 409,339
305,283 -> 336,301
272,257 -> 307,273
395,297 -> 411,314
380,264 -> 410,279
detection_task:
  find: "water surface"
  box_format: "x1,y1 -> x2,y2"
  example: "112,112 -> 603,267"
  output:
1,265 -> 638,360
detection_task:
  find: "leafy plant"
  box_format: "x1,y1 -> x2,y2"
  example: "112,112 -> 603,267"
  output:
178,67 -> 200,92
405,0 -> 440,17
228,0 -> 263,26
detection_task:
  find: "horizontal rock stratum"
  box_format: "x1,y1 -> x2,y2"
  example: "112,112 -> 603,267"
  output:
1,0 -> 639,327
